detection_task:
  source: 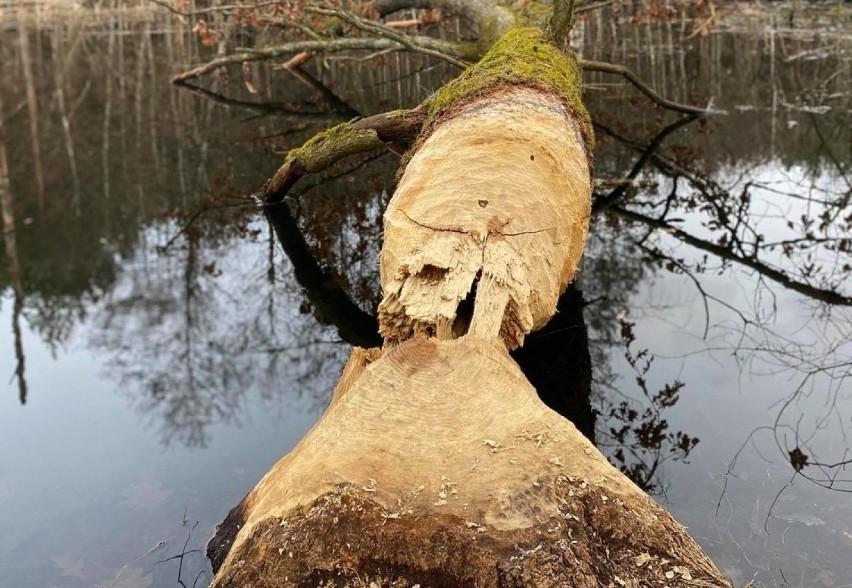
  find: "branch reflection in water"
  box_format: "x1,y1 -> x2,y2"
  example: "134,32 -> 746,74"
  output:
0,4 -> 850,586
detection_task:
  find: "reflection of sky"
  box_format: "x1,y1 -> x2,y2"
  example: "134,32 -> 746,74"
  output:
597,161 -> 852,585
0,220 -> 348,587
0,14 -> 849,588
680,163 -> 850,293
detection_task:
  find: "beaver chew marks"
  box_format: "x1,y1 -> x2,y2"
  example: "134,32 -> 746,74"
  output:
378,88 -> 591,349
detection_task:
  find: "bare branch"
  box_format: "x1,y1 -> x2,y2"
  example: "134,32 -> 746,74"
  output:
610,205 -> 852,307
258,18 -> 326,41
305,6 -> 469,69
174,81 -> 345,121
172,35 -> 469,84
576,0 -> 615,14
579,59 -> 716,115
283,51 -> 315,69
372,0 -> 513,45
260,108 -> 427,204
592,114 -> 702,213
148,0 -> 281,17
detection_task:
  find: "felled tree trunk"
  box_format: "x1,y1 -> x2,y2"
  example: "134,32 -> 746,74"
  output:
209,29 -> 732,588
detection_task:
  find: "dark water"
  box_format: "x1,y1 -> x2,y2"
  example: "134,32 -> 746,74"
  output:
1,5 -> 850,587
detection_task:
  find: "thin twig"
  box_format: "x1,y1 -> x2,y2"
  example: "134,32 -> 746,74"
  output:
161,201 -> 259,252
305,6 -> 469,69
576,0 -> 615,14
611,205 -> 852,307
149,0 -> 280,17
155,521 -> 201,588
255,17 -> 325,41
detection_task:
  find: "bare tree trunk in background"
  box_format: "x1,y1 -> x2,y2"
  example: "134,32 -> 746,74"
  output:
50,34 -> 82,216
0,93 -> 28,405
102,0 -> 116,202
18,12 -> 46,216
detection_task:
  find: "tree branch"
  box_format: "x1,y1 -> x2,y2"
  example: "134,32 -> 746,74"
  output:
579,59 -> 716,115
174,82 -> 345,122
260,108 -> 427,204
372,0 -> 513,46
575,0 -> 615,14
548,0 -> 576,48
305,6 -> 470,69
610,205 -> 852,307
148,0 -> 281,17
172,36 -> 470,84
592,114 -> 702,213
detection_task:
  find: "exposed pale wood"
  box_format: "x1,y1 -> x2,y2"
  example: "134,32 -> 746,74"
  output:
209,33 -> 732,588
327,346 -> 382,410
379,88 -> 591,349
212,337 -> 731,587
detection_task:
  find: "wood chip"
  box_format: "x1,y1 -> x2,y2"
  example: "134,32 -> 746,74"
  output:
634,552 -> 652,567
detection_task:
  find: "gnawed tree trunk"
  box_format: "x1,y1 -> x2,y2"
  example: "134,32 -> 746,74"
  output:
208,28 -> 732,588
378,86 -> 590,349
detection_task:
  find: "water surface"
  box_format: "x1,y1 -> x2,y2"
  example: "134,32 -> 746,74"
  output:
1,5 -> 850,587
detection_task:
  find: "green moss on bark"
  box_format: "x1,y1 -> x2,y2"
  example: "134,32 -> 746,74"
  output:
425,27 -> 593,153
286,123 -> 380,172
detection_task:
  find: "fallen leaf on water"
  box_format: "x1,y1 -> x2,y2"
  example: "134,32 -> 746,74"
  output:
51,553 -> 86,579
121,478 -> 171,511
102,566 -> 153,588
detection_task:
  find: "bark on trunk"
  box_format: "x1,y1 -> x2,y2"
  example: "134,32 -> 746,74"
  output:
208,28 -> 732,588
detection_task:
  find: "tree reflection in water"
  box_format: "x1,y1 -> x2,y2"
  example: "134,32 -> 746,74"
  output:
585,94 -> 852,494
1,9 -> 851,584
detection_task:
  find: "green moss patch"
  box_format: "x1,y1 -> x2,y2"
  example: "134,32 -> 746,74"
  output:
424,27 -> 593,154
286,123 -> 380,172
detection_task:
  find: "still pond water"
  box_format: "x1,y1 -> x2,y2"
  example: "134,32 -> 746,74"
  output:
1,5 -> 851,587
